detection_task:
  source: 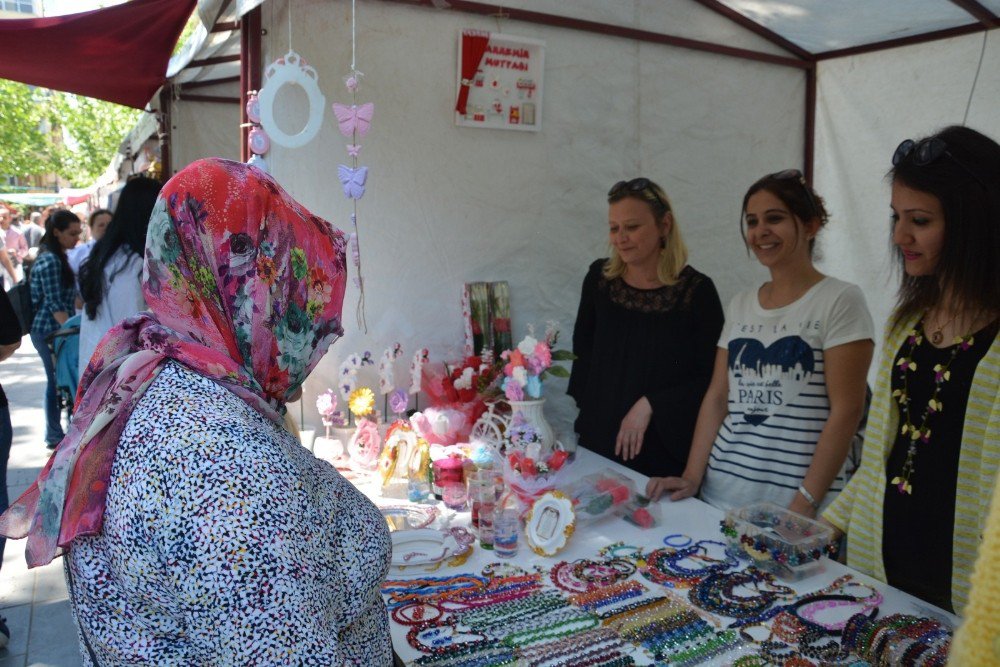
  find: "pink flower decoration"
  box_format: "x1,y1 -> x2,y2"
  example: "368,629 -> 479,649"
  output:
534,342 -> 552,368
505,381 -> 524,402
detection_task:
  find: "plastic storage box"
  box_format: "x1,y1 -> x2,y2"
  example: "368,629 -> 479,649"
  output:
720,501 -> 834,581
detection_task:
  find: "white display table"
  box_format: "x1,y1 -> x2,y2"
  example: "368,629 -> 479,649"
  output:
356,446 -> 957,665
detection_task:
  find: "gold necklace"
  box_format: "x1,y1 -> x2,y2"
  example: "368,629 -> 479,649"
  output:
927,310 -> 960,346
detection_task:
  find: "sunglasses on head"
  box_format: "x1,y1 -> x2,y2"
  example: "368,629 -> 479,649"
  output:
608,177 -> 670,213
892,138 -> 987,188
765,169 -> 821,222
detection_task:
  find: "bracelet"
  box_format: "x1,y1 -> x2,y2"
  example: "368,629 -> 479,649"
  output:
798,484 -> 820,510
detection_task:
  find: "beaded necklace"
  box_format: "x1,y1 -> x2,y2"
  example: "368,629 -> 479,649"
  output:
640,541 -> 738,588
501,614 -> 601,647
597,541 -> 644,560
890,324 -> 976,495
406,620 -> 490,656
689,568 -> 794,619
550,557 -> 635,593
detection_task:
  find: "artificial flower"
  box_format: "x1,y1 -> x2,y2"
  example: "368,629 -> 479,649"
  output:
504,378 -> 524,402
547,449 -> 569,471
534,341 -> 552,367
348,386 -> 376,417
389,388 -> 409,414
316,389 -> 338,418
517,336 -> 538,356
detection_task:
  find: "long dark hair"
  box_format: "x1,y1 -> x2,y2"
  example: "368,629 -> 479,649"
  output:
889,125 -> 1000,326
39,209 -> 79,289
80,177 -> 162,320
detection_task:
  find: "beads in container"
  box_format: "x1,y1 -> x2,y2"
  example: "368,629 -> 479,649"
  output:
721,501 -> 836,581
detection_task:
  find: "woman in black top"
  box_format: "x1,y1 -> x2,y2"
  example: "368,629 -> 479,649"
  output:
568,178 -> 724,477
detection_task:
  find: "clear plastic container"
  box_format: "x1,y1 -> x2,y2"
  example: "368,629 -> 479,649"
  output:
566,471 -> 636,524
721,501 -> 834,581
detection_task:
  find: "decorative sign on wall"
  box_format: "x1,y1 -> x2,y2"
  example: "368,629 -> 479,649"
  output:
455,30 -> 544,132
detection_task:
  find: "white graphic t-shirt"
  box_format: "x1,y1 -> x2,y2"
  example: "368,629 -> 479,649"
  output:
699,276 -> 874,511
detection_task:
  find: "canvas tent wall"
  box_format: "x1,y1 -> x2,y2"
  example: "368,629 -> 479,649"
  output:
164,0 -> 1000,436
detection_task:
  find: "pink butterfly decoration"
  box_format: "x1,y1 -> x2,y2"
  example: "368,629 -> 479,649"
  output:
346,144 -> 362,157
338,165 -> 368,199
332,102 -> 374,138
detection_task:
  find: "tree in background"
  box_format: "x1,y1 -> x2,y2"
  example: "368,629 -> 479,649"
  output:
0,79 -> 55,179
51,93 -> 142,186
0,79 -> 141,188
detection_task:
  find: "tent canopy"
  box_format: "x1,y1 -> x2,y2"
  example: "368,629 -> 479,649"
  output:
0,0 -> 197,109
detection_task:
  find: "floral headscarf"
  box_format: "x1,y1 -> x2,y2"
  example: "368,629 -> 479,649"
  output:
0,158 -> 347,567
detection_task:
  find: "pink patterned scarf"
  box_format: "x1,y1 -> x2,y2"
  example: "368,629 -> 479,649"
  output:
0,158 -> 347,567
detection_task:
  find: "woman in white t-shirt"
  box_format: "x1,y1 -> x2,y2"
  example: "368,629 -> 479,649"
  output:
78,177 -> 162,380
647,170 -> 875,517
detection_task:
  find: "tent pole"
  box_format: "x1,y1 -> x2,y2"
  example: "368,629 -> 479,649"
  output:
159,85 -> 173,182
804,65 -> 816,185
240,6 -> 263,163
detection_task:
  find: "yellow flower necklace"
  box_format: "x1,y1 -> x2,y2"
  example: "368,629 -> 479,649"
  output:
890,323 -> 975,495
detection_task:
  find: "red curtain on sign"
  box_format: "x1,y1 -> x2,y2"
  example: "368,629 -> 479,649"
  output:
0,0 -> 197,109
455,30 -> 491,115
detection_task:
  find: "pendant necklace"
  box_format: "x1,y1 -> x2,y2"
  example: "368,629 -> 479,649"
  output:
927,310 -> 960,346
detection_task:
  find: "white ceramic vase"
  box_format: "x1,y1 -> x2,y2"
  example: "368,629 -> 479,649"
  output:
506,398 -> 555,452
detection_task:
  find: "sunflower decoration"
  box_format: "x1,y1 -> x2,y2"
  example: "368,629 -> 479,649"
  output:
348,387 -> 376,418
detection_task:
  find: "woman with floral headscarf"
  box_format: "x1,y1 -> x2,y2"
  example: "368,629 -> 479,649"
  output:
0,159 -> 392,664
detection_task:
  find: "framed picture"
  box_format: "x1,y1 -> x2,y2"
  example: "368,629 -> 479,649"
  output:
525,490 -> 575,556
455,31 -> 544,131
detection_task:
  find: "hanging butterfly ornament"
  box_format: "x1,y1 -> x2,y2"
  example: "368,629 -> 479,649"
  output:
333,69 -> 373,332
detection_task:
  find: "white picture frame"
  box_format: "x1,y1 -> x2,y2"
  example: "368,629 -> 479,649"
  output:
524,490 -> 575,556
455,32 -> 544,132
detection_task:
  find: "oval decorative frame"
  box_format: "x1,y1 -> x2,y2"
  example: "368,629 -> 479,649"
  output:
258,50 -> 326,149
524,490 -> 575,557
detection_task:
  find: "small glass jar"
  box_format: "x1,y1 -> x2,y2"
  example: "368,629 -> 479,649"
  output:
442,482 -> 468,512
494,508 -> 520,558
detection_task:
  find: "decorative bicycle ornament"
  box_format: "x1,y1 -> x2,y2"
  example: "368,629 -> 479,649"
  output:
469,400 -> 510,450
258,51 -> 326,149
524,490 -> 575,556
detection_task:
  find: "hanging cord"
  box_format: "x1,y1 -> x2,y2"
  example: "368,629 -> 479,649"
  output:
288,0 -> 293,50
350,0 -> 367,332
962,30 -> 988,125
492,3 -> 508,33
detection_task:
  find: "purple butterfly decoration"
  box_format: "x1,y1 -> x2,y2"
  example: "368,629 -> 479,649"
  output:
346,144 -> 361,157
338,165 -> 368,199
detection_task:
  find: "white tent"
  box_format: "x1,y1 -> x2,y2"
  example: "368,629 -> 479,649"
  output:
153,0 -> 1000,435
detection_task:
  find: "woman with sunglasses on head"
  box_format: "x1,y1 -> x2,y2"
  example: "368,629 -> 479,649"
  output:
647,171 -> 875,518
568,177 -> 724,477
823,126 -> 1000,614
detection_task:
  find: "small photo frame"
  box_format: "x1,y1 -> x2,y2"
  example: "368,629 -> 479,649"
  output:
525,490 -> 575,556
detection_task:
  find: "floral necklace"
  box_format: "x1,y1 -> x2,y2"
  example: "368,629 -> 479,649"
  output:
890,321 -> 975,494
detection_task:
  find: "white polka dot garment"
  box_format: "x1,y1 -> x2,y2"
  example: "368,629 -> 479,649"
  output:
66,362 -> 393,666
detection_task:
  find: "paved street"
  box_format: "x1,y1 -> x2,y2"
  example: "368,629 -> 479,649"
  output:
1,337 -> 84,667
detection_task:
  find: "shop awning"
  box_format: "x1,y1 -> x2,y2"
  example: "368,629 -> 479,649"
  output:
0,0 -> 197,109
0,193 -> 65,207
